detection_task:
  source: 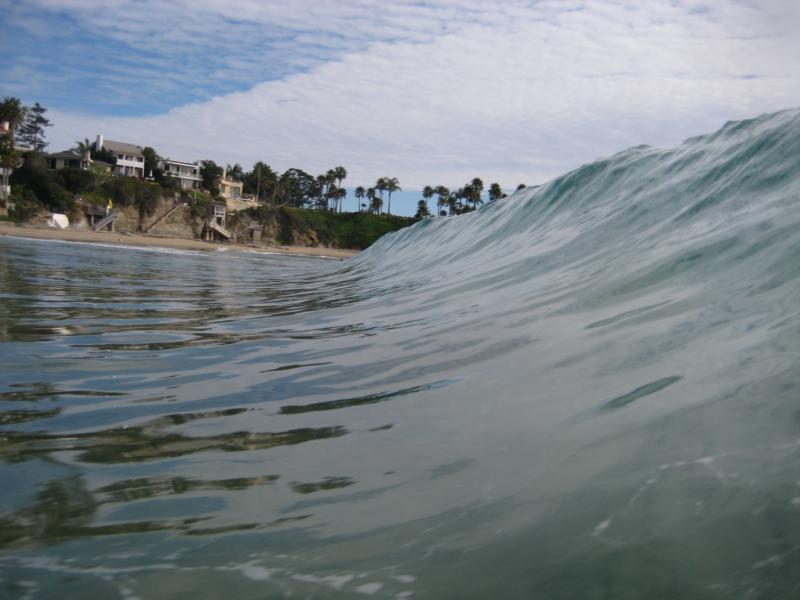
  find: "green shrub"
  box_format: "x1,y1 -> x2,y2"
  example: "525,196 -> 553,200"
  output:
101,178 -> 162,209
159,176 -> 179,193
45,182 -> 75,214
59,168 -> 98,194
8,185 -> 43,222
187,191 -> 211,220
244,205 -> 413,249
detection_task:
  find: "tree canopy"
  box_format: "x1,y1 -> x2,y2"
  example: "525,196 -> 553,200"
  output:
17,102 -> 51,152
200,160 -> 223,196
0,97 -> 26,144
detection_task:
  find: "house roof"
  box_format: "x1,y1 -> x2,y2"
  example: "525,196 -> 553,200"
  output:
47,149 -> 82,160
163,158 -> 198,168
102,139 -> 143,156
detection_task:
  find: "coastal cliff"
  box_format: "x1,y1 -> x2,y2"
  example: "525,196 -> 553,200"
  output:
2,154 -> 415,249
3,185 -> 414,250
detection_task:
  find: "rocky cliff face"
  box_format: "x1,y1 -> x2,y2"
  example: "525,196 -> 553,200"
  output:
68,195 -> 413,250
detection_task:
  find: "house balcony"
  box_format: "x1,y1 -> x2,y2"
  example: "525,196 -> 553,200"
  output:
166,171 -> 202,181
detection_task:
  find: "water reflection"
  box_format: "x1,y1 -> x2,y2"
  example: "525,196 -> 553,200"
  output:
1,424 -> 349,463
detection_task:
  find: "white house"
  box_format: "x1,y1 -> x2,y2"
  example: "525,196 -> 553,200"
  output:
161,158 -> 202,190
95,134 -> 144,178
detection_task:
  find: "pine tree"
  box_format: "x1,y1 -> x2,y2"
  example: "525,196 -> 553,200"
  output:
18,102 -> 51,152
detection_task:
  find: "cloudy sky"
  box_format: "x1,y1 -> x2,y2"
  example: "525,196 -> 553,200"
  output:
3,0 -> 800,214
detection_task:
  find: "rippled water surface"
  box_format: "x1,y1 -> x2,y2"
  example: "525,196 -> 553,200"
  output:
2,110 -> 800,598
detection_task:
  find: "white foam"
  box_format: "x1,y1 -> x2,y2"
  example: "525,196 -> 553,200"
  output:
355,582 -> 383,595
6,235 -> 209,257
291,573 -> 354,590
592,518 -> 612,536
240,564 -> 273,581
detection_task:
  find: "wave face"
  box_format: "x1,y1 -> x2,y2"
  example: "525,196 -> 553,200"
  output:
2,109 -> 800,598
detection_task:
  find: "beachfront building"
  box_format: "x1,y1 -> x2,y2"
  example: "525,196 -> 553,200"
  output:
161,159 -> 202,190
0,122 -> 12,197
46,149 -> 91,171
219,176 -> 243,201
1,121 -> 33,199
95,134 -> 145,178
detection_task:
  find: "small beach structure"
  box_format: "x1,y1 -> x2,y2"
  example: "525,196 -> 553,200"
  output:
203,201 -> 231,242
241,224 -> 263,244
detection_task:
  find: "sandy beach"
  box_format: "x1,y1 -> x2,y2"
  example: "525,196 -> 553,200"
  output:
0,222 -> 360,259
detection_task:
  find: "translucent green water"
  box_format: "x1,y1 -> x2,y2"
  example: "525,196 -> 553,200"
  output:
2,109 -> 800,598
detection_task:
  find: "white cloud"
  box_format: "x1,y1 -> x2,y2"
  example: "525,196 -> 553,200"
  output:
40,0 -> 800,189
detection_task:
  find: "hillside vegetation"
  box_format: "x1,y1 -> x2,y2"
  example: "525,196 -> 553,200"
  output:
234,205 -> 414,249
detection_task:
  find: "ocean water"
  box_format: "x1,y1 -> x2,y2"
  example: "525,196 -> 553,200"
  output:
2,109 -> 800,598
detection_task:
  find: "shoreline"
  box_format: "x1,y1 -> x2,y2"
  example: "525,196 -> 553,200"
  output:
0,223 -> 360,259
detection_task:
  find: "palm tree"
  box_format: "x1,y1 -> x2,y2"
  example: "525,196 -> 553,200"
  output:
0,97 -> 26,143
248,161 -> 277,202
470,177 -> 484,209
422,185 -> 434,216
435,186 -> 450,216
226,163 -> 244,181
448,194 -> 459,216
74,138 -> 92,154
316,174 -> 330,210
73,138 -> 93,172
375,177 -> 387,212
448,186 -> 471,215
332,166 -> 347,211
369,195 -> 383,215
334,186 -> 346,212
354,186 -> 365,212
384,177 -> 401,215
415,199 -> 430,219
321,170 -> 338,210
488,182 -> 505,201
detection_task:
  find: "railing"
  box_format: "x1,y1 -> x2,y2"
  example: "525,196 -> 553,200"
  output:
207,219 -> 231,239
144,204 -> 181,233
93,210 -> 118,231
